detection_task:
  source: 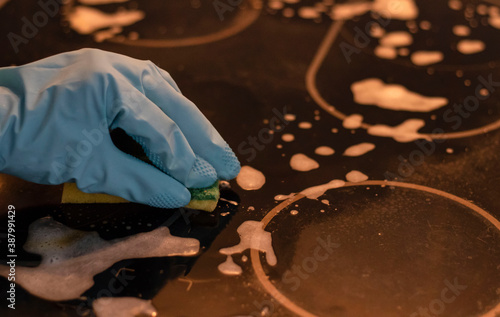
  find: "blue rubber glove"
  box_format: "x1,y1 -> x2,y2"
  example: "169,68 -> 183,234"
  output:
0,48 -> 240,208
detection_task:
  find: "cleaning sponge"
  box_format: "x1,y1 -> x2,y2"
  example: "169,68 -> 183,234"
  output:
186,181 -> 220,212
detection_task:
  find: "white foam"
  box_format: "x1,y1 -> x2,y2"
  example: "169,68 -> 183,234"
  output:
379,31 -> 413,47
315,146 -> 335,156
290,153 -> 320,172
219,221 -> 276,266
457,39 -> 485,54
452,25 -> 471,36
79,0 -> 128,4
448,0 -> 462,10
236,166 -> 266,190
372,0 -> 419,20
346,170 -> 369,182
268,0 -> 284,10
489,8 -> 500,28
298,121 -> 312,129
0,217 -> 199,301
410,51 -> 444,66
274,193 -> 296,201
298,7 -> 321,19
68,6 -> 144,34
282,133 -> 295,142
343,143 -> 376,157
330,2 -> 373,20
218,255 -> 242,276
300,179 -> 346,199
331,0 -> 418,21
93,26 -> 122,42
274,179 -> 346,201
351,78 -> 448,112
375,46 -> 398,59
370,24 -> 386,38
93,297 -> 157,317
343,114 -> 364,129
367,118 -> 429,142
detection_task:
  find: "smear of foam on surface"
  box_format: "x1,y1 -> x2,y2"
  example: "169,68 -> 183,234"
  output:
343,143 -> 376,157
0,217 -> 199,301
346,170 -> 369,182
298,6 -> 321,19
218,255 -> 243,276
298,121 -> 312,129
236,166 -> 266,190
68,6 -> 144,35
367,119 -> 429,142
375,46 -> 398,59
343,114 -> 364,129
282,133 -> 295,142
315,146 -> 335,156
452,25 -> 471,36
290,154 -> 320,172
300,179 -> 346,199
219,221 -> 276,275
351,78 -> 448,112
457,39 -> 486,54
379,31 -> 413,47
330,2 -> 373,20
331,0 -> 418,21
410,51 -> 444,66
372,0 -> 419,20
93,297 -> 157,317
80,0 -> 129,4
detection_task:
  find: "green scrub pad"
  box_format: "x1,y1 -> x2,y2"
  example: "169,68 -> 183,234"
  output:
186,181 -> 220,212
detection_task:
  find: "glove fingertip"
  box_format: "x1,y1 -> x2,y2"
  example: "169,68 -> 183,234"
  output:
217,143 -> 241,180
147,187 -> 191,209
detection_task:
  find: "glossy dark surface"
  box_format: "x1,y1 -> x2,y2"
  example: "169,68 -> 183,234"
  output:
0,0 -> 499,316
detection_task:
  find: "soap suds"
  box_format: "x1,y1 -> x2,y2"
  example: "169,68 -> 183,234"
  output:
236,166 -> 266,190
457,39 -> 485,54
93,297 -> 157,317
299,179 -> 346,199
452,25 -> 471,36
79,0 -> 129,4
346,170 -> 369,182
372,0 -> 419,20
351,78 -> 448,112
330,2 -> 372,20
410,51 -> 444,66
375,46 -> 397,59
0,217 -> 199,301
219,221 -> 276,276
315,146 -> 335,156
331,0 -> 418,21
275,179 -> 346,201
367,119 -> 429,142
379,31 -> 413,47
298,6 -> 321,19
298,121 -> 312,129
448,0 -> 462,10
343,143 -> 376,157
282,133 -> 295,142
343,114 -> 364,129
290,154 -> 320,172
218,255 -> 242,276
68,6 -> 144,35
370,24 -> 386,38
